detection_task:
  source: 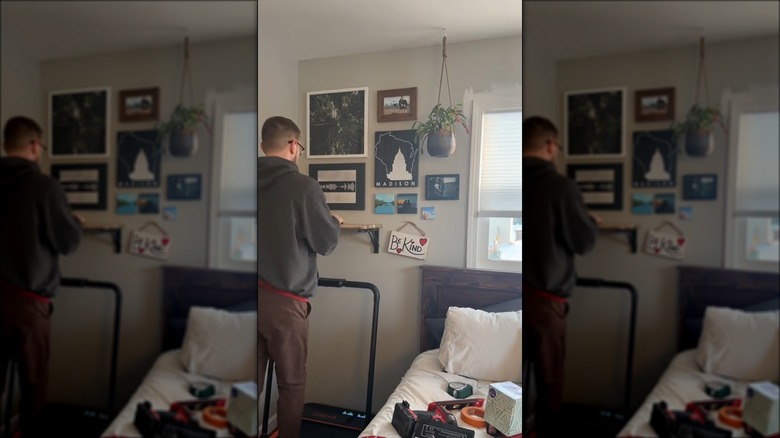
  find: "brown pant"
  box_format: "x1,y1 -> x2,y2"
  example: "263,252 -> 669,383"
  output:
523,288 -> 568,437
258,289 -> 311,438
0,287 -> 52,437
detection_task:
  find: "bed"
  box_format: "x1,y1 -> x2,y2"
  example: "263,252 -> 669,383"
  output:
618,265 -> 779,438
359,265 -> 522,438
102,265 -> 258,438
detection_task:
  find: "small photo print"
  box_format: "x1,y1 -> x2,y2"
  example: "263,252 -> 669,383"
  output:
654,193 -> 676,214
425,174 -> 459,200
679,206 -> 693,221
116,193 -> 137,215
163,206 -> 178,221
682,174 -> 717,200
138,193 -> 160,214
421,206 -> 436,220
374,193 -> 395,214
396,193 -> 418,214
631,193 -> 653,215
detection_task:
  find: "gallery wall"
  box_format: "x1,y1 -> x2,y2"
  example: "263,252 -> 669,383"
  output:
525,35 -> 779,411
295,35 -> 521,412
37,36 -> 256,408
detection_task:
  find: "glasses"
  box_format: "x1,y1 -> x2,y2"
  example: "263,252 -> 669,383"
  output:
548,139 -> 562,152
288,139 -> 305,153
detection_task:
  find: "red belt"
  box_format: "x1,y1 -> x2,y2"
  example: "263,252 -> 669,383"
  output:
523,283 -> 567,303
258,278 -> 309,303
0,279 -> 51,304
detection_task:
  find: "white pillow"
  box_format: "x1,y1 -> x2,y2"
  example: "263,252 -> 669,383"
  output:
438,307 -> 522,382
696,306 -> 779,381
180,306 -> 257,381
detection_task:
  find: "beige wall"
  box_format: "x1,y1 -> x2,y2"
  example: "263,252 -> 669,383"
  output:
524,35 -> 779,411
0,36 -> 41,145
37,37 -> 256,409
296,35 -> 521,412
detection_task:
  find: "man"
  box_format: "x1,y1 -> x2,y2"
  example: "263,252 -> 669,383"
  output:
257,116 -> 343,438
522,116 -> 600,437
0,116 -> 83,437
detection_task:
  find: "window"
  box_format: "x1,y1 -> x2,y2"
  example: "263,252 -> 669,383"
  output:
208,88 -> 257,271
467,93 -> 521,272
724,88 -> 779,272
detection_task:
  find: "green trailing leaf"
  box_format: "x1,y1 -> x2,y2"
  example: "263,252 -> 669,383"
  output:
671,104 -> 726,142
156,104 -> 211,139
411,103 -> 470,151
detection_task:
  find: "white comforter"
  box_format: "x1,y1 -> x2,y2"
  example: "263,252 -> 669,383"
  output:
618,349 -> 749,437
101,349 -> 238,438
359,349 -> 509,438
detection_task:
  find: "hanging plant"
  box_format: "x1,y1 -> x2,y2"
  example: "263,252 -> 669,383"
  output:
412,32 -> 470,157
671,37 -> 727,157
157,37 -> 212,157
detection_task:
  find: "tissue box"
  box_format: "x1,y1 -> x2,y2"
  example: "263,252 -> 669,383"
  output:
226,381 -> 258,436
743,381 -> 779,437
484,381 -> 522,436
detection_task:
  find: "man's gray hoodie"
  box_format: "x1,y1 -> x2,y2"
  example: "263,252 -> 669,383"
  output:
258,156 -> 340,297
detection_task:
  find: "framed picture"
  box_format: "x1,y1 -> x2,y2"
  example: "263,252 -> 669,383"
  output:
308,163 -> 366,210
424,174 -> 460,200
49,87 -> 110,159
377,87 -> 417,122
167,174 -> 202,200
116,130 -> 161,188
116,193 -> 137,215
682,174 -> 718,200
306,87 -> 368,158
635,87 -> 675,122
374,130 -> 419,188
566,163 -> 624,210
374,193 -> 395,214
118,87 -> 159,122
51,163 -> 108,210
653,193 -> 676,214
564,87 -> 626,159
396,193 -> 418,214
138,193 -> 160,214
632,130 -> 676,188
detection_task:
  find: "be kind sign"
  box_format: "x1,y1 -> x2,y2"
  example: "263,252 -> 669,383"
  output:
387,230 -> 429,260
644,229 -> 686,260
128,229 -> 171,260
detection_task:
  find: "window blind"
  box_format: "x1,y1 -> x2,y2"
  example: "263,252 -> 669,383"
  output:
736,111 -> 779,213
220,111 -> 257,212
478,110 -> 521,217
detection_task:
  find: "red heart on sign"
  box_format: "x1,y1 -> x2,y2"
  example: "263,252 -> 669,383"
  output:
396,248 -> 403,254
162,237 -> 170,245
677,237 -> 686,246
139,247 -> 145,253
654,247 -> 661,254
419,238 -> 428,246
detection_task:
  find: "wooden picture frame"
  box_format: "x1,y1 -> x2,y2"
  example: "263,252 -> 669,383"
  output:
566,162 -> 624,210
119,87 -> 160,122
377,87 -> 417,122
635,87 -> 675,122
50,163 -> 108,210
308,162 -> 366,210
306,87 -> 368,158
49,87 -> 110,159
564,87 -> 626,159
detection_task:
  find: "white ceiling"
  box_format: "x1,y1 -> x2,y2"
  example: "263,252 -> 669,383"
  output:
1,1 -> 777,63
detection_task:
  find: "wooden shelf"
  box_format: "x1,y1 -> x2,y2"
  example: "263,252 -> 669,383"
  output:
84,224 -> 122,253
599,223 -> 638,253
341,224 -> 382,253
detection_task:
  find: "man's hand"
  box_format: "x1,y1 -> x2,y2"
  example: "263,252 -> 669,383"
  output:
332,214 -> 345,225
74,213 -> 87,226
590,213 -> 603,226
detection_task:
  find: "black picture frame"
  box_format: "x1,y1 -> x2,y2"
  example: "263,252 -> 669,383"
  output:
308,163 -> 366,211
116,130 -> 161,188
167,174 -> 202,200
566,163 -> 624,210
374,130 -> 419,188
632,130 -> 676,188
424,174 -> 460,200
564,87 -> 626,159
50,163 -> 108,210
682,174 -> 718,200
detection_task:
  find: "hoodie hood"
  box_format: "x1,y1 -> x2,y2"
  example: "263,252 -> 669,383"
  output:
258,156 -> 299,191
523,156 -> 556,183
0,156 -> 40,189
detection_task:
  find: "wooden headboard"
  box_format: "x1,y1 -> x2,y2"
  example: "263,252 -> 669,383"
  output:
161,265 -> 257,351
420,265 -> 522,352
677,265 -> 779,352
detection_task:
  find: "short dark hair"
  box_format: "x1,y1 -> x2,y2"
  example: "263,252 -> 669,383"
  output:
523,116 -> 558,153
261,116 -> 300,152
3,116 -> 42,152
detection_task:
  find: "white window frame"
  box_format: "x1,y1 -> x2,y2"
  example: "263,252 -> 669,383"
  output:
723,85 -> 779,272
466,90 -> 522,272
207,86 -> 258,271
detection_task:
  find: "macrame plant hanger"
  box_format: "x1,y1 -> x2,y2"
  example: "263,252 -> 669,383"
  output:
178,37 -> 195,112
694,36 -> 710,114
437,29 -> 453,113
